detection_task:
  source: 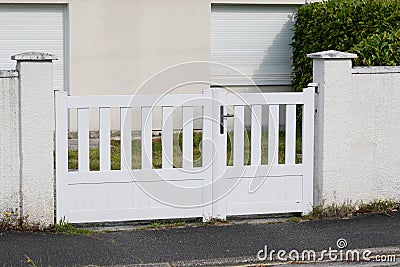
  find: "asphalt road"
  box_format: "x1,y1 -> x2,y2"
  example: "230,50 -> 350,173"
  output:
0,211 -> 399,266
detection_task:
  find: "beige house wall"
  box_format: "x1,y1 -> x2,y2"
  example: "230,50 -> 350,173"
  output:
0,0 -> 322,95
0,0 -> 317,130
68,0 -> 211,97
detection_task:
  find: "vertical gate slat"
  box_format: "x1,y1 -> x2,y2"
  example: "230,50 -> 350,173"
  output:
162,107 -> 174,169
285,105 -> 296,165
251,105 -> 262,166
142,107 -> 152,169
233,105 -> 244,166
99,107 -> 111,171
182,106 -> 193,169
302,87 -> 315,213
55,91 -> 68,222
202,90 -> 213,220
120,107 -> 132,170
268,105 -> 280,165
55,91 -> 68,173
78,108 -> 90,171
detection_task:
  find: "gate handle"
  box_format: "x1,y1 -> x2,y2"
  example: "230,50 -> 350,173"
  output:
220,106 -> 234,134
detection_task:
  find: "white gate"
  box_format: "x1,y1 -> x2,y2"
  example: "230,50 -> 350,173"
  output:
55,87 -> 314,223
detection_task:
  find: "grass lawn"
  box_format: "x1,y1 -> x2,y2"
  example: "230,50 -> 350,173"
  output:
68,131 -> 302,170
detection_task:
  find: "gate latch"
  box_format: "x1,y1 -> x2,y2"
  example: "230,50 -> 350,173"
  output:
220,106 -> 234,134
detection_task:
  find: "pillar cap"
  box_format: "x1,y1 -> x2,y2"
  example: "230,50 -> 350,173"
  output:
307,50 -> 357,59
11,52 -> 58,61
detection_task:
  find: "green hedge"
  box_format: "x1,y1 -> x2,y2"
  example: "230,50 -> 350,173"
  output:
350,30 -> 400,66
291,0 -> 400,92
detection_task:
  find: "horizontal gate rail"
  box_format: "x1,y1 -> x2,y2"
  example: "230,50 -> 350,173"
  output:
65,94 -> 204,108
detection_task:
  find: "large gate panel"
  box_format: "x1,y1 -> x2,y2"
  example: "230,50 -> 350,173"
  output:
55,87 -> 315,223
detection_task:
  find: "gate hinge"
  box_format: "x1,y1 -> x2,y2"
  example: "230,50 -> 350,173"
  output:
308,83 -> 319,94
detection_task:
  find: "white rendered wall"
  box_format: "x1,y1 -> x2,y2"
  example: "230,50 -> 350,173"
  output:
349,67 -> 400,202
15,54 -> 56,225
0,53 -> 56,226
0,70 -> 20,212
309,50 -> 400,205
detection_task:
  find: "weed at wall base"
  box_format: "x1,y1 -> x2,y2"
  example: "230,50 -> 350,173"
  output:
304,199 -> 399,220
0,208 -> 41,231
0,210 -> 93,235
48,217 -> 94,235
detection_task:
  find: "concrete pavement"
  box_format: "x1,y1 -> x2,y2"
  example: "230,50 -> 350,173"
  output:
0,211 -> 399,266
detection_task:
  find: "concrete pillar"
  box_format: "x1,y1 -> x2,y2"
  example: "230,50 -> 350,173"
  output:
0,70 -> 20,212
12,52 -> 57,226
307,50 -> 357,206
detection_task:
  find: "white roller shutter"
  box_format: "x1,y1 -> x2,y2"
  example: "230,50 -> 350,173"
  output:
211,5 -> 297,86
0,4 -> 65,90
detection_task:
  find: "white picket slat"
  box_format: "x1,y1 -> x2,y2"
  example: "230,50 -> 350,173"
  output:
202,90 -> 214,220
77,108 -> 89,172
285,105 -> 296,165
251,105 -> 262,166
99,108 -> 111,171
268,105 -> 280,165
210,89 -> 228,218
182,106 -> 193,169
233,106 -> 245,166
55,91 -> 68,173
302,87 -> 315,214
55,91 -> 68,222
142,107 -> 152,169
120,107 -> 132,170
162,107 -> 174,169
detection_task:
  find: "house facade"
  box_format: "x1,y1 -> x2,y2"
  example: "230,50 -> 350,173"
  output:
0,0 -> 320,129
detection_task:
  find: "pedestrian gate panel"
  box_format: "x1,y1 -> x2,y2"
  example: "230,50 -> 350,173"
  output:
55,88 -> 315,223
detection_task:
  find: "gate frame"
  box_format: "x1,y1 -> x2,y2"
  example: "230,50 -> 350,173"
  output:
55,86 -> 315,223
